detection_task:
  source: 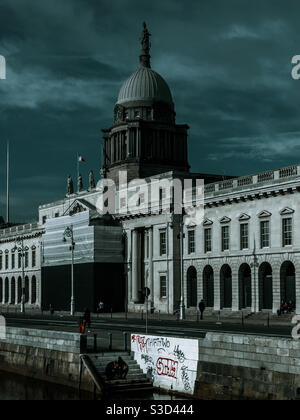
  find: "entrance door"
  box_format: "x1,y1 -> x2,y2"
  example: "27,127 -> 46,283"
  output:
224,275 -> 232,308
285,276 -> 296,303
203,267 -> 214,308
243,276 -> 252,308
263,275 -> 273,309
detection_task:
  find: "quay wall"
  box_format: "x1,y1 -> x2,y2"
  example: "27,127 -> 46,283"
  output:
196,332 -> 300,400
0,327 -> 94,393
131,332 -> 300,400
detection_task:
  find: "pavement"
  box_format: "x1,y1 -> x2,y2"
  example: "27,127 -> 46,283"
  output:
0,310 -> 296,352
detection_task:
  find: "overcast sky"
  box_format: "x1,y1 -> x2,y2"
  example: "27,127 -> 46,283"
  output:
0,0 -> 300,221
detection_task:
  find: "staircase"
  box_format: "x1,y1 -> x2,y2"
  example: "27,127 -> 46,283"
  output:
86,352 -> 154,396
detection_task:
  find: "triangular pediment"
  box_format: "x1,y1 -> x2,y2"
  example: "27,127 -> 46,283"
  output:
64,199 -> 94,217
220,216 -> 231,224
203,218 -> 213,226
239,213 -> 251,221
280,207 -> 295,216
258,210 -> 272,218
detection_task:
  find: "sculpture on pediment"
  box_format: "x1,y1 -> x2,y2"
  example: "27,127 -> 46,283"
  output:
89,170 -> 96,190
70,203 -> 85,217
67,175 -> 74,196
78,174 -> 83,192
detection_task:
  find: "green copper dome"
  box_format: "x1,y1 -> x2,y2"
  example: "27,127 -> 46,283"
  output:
117,66 -> 173,106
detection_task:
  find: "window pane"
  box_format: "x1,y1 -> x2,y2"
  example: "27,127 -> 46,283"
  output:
160,276 -> 167,298
160,232 -> 167,256
260,221 -> 270,248
204,229 -> 212,253
32,250 -> 36,267
283,218 -> 292,246
240,224 -> 249,250
222,226 -> 230,251
188,230 -> 195,254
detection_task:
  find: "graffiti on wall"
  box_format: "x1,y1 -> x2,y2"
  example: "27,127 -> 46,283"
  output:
131,334 -> 198,395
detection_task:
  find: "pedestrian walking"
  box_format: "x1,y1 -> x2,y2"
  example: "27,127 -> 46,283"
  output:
199,300 -> 206,320
83,308 -> 91,331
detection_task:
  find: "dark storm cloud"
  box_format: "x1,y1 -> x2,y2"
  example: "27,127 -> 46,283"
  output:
0,0 -> 300,220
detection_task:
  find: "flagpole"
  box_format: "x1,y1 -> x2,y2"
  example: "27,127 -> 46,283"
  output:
77,152 -> 79,193
6,141 -> 9,224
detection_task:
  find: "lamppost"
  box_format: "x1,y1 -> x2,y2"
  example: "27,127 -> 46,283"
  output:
12,237 -> 25,313
251,239 -> 259,313
178,220 -> 186,320
63,226 -> 75,316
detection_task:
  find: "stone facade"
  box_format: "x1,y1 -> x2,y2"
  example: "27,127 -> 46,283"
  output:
0,223 -> 43,310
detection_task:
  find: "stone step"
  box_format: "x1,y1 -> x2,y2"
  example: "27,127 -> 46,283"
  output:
107,382 -> 153,392
97,368 -> 142,376
104,374 -> 147,382
90,356 -> 135,363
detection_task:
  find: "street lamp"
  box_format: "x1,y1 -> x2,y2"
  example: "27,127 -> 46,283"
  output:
12,237 -> 25,313
63,226 -> 75,316
178,221 -> 186,320
251,238 -> 259,313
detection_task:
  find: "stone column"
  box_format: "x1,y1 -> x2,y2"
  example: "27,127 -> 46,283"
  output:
232,268 -> 239,311
132,230 -> 139,303
148,228 -> 154,305
136,128 -> 140,158
8,278 -> 11,305
273,266 -> 281,314
214,268 -> 221,311
251,264 -> 260,313
111,136 -> 115,163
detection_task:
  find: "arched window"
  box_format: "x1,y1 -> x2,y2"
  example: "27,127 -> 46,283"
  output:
31,246 -> 36,268
10,277 -> 16,305
0,278 -> 2,303
31,276 -> 37,304
220,265 -> 232,309
4,277 -> 9,303
203,266 -> 214,308
187,267 -> 197,308
239,264 -> 252,309
25,276 -> 29,303
17,277 -> 22,304
259,262 -> 273,310
280,261 -> 296,305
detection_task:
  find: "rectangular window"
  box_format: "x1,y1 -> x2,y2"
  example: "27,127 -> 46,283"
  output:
260,221 -> 270,248
25,251 -> 29,268
204,228 -> 212,253
283,218 -> 292,247
160,275 -> 167,299
240,223 -> 249,250
18,252 -> 22,269
160,231 -> 167,256
188,230 -> 195,254
55,213 -> 59,218
32,249 -> 36,267
221,226 -> 230,251
11,253 -> 15,270
5,254 -> 8,270
42,216 -> 47,224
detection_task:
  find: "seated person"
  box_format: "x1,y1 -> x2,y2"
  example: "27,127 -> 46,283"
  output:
288,300 -> 295,313
278,301 -> 285,316
117,357 -> 129,379
283,301 -> 289,314
105,361 -> 119,380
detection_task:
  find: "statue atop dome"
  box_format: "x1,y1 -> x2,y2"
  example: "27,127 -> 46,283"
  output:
140,22 -> 151,68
